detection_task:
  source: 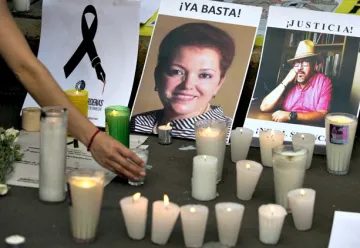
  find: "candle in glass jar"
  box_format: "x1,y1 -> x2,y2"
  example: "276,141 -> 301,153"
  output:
230,127 -> 253,162
65,89 -> 89,117
195,120 -> 227,183
158,123 -> 172,145
119,193 -> 148,240
215,202 -> 245,247
325,113 -> 358,175
292,133 -> 315,169
13,0 -> 30,12
236,160 -> 263,200
151,194 -> 180,245
259,130 -> 284,167
180,204 -> 209,248
68,170 -> 105,243
105,106 -> 130,148
258,204 -> 287,245
39,107 -> 68,202
287,188 -> 316,231
22,107 -> 41,132
273,145 -> 308,209
192,155 -> 218,201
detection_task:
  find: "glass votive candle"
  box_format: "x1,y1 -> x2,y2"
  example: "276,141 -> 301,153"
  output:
68,169 -> 105,243
272,145 -> 308,210
325,113 -> 358,175
128,148 -> 149,186
195,119 -> 227,183
105,105 -> 130,148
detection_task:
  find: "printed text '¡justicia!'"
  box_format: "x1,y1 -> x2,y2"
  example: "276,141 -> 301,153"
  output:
286,20 -> 353,34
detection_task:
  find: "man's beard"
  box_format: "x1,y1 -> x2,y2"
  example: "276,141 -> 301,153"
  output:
296,71 -> 307,83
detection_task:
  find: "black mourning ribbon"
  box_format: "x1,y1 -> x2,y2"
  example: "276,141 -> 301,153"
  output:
64,5 -> 106,88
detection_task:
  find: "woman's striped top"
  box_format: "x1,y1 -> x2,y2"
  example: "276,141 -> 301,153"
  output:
130,105 -> 233,140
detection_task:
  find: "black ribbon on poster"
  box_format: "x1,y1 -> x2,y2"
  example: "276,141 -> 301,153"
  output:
63,5 -> 106,88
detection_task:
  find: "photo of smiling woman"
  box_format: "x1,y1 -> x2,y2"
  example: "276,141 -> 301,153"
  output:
131,16 -> 257,140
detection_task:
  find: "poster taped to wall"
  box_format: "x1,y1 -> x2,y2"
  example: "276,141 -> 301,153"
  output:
131,0 -> 262,142
243,6 -> 360,146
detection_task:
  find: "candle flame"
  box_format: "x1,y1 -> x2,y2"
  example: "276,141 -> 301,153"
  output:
166,123 -> 171,128
270,206 -> 275,215
240,128 -> 243,133
246,163 -> 251,169
301,134 -> 305,139
270,130 -> 274,136
226,208 -> 232,212
300,189 -> 306,196
163,194 -> 169,208
190,207 -> 196,213
203,155 -> 207,161
133,192 -> 141,202
75,90 -> 79,95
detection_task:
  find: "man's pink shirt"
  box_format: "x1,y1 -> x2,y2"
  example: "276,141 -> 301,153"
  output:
282,73 -> 332,113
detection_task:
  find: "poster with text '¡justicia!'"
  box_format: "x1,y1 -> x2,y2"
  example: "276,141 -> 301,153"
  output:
130,0 -> 262,142
243,6 -> 360,146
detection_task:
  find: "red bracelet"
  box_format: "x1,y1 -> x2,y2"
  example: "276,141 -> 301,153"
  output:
87,129 -> 101,151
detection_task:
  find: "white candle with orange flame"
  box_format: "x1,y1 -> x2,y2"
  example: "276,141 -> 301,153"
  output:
119,193 -> 148,240
151,194 -> 180,245
236,160 -> 263,200
259,130 -> 284,167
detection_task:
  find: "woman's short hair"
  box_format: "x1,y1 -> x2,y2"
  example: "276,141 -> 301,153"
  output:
156,22 -> 235,78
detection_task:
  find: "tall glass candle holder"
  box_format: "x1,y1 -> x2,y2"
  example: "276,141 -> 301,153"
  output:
68,169 -> 105,243
272,145 -> 307,210
39,107 -> 68,202
105,105 -> 130,148
128,148 -> 149,186
325,113 -> 358,175
195,119 -> 227,183
65,89 -> 89,117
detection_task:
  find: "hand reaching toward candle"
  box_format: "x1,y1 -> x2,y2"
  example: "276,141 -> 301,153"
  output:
89,132 -> 146,180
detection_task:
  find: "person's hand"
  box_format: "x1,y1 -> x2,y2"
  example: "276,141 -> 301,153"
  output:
282,69 -> 297,86
272,110 -> 290,122
88,131 -> 146,180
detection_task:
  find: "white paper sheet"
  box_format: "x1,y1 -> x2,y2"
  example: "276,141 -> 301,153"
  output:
140,0 -> 161,23
328,211 -> 360,248
6,132 -> 148,188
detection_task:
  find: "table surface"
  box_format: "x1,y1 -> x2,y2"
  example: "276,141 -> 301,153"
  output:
1,136 -> 360,248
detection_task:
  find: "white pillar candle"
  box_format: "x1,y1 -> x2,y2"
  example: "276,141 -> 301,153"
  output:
236,160 -> 263,200
258,204 -> 287,245
39,107 -> 68,202
215,202 -> 245,247
325,113 -> 358,175
273,145 -> 308,209
287,188 -> 316,231
119,193 -> 148,240
192,155 -> 218,201
292,133 -> 316,169
13,0 -> 30,12
259,130 -> 284,167
230,127 -> 253,162
151,194 -> 180,245
195,120 -> 227,183
180,204 -> 209,248
68,170 -> 105,243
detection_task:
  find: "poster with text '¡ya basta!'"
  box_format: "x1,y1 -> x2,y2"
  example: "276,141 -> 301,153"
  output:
130,0 -> 262,142
22,0 -> 140,127
243,6 -> 360,146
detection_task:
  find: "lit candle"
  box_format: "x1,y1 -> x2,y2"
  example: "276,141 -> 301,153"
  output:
119,193 -> 148,240
5,235 -> 26,247
195,120 -> 227,183
65,89 -> 89,117
273,145 -> 308,209
288,188 -> 316,231
230,127 -> 254,162
158,123 -> 172,145
68,170 -> 105,243
325,113 -> 358,175
258,204 -> 287,245
259,130 -> 284,167
236,160 -> 263,200
180,204 -> 209,248
105,106 -> 130,148
151,194 -> 180,245
191,155 -> 218,201
292,133 -> 316,169
215,202 -> 245,247
22,107 -> 41,132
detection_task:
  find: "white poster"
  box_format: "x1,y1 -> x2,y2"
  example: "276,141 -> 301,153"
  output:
243,6 -> 360,146
131,0 -> 262,142
22,0 -> 140,127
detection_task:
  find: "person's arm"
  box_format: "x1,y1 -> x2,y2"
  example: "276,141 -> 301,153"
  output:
0,1 -> 144,179
260,69 -> 296,112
